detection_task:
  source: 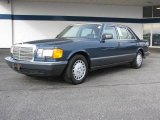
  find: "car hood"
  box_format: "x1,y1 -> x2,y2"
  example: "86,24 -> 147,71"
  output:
25,38 -> 76,46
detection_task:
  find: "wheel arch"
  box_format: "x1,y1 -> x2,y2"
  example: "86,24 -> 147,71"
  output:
67,50 -> 91,69
137,48 -> 144,57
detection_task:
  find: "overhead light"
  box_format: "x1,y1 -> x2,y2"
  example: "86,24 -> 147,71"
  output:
156,7 -> 160,10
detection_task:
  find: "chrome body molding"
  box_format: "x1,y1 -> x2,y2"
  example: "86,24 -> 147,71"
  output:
5,57 -> 67,65
91,53 -> 136,61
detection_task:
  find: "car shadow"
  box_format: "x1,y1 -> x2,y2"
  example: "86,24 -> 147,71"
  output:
25,75 -> 65,84
25,63 -> 132,85
87,64 -> 131,78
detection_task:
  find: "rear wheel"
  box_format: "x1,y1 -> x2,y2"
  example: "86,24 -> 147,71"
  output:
64,55 -> 88,85
131,51 -> 143,69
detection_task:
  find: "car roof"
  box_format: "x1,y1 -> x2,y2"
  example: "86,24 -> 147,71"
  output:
74,23 -> 103,26
73,23 -> 129,28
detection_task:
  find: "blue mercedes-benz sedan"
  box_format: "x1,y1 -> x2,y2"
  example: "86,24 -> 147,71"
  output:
5,23 -> 150,84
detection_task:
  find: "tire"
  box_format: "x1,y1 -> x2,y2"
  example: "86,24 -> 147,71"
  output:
64,55 -> 88,85
131,51 -> 143,69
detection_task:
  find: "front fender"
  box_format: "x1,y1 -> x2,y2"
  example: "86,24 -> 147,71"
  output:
67,50 -> 90,61
137,47 -> 144,53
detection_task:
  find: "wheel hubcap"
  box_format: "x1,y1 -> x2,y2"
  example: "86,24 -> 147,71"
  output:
72,60 -> 86,81
137,53 -> 143,66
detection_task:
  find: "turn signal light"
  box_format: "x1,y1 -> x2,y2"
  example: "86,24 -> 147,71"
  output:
52,48 -> 63,59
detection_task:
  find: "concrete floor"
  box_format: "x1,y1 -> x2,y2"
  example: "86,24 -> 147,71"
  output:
0,49 -> 160,120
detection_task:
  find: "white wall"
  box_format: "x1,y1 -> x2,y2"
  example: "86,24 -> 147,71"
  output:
0,1 -> 143,47
13,21 -> 81,43
12,1 -> 143,44
13,1 -> 142,18
0,1 -> 12,48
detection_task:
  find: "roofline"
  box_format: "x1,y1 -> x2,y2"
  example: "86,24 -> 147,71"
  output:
72,22 -> 129,28
74,22 -> 103,25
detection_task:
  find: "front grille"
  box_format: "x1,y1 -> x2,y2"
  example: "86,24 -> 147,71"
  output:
12,44 -> 35,61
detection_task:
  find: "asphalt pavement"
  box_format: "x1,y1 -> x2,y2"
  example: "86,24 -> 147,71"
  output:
0,49 -> 160,120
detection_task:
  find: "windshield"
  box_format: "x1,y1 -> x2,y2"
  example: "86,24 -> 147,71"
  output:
58,24 -> 102,39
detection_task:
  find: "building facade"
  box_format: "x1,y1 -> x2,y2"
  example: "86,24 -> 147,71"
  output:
0,0 -> 160,48
143,5 -> 160,48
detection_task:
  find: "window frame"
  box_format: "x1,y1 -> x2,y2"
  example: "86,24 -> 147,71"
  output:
153,5 -> 160,18
143,6 -> 153,18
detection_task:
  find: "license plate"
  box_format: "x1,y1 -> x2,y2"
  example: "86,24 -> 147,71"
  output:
12,63 -> 21,71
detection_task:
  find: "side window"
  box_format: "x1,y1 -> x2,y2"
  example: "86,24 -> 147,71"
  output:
81,28 -> 95,38
79,26 -> 101,39
117,27 -> 135,40
103,26 -> 118,39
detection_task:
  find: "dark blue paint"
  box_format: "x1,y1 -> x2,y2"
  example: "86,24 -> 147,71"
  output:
0,14 -> 12,19
24,24 -> 149,68
5,23 -> 150,77
143,18 -> 160,23
0,14 -> 160,23
13,15 -> 142,23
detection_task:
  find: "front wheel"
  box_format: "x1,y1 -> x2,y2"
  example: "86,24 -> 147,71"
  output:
64,55 -> 88,85
131,51 -> 143,69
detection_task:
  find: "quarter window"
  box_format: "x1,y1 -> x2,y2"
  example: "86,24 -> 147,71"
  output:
117,27 -> 135,40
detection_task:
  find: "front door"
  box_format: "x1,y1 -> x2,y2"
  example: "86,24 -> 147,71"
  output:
91,25 -> 120,67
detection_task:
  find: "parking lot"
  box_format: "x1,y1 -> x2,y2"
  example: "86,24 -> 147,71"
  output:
0,49 -> 160,120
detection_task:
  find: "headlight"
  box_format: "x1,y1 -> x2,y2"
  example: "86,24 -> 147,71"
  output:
36,48 -> 63,59
37,49 -> 53,58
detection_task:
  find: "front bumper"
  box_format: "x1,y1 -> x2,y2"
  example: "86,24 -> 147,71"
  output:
5,57 -> 67,76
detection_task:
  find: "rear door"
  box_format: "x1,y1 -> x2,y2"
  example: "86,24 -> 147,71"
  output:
116,26 -> 138,62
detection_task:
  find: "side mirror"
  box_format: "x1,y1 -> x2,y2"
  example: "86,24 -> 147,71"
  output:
102,34 -> 113,40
